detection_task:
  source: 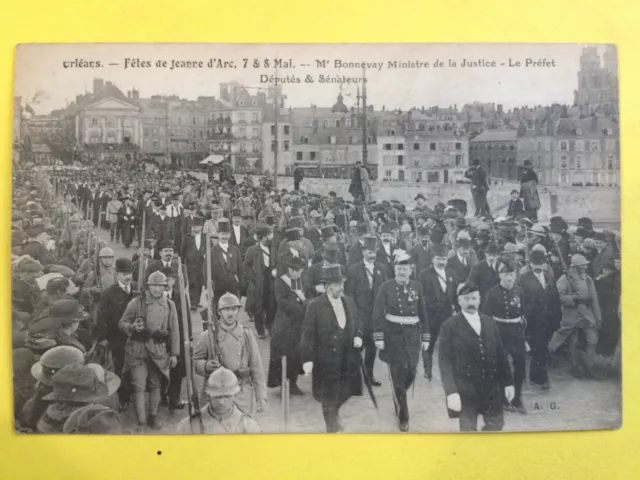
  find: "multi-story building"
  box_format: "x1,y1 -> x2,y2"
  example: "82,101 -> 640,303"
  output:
262,109 -> 292,175
73,78 -> 141,163
553,116 -> 619,186
139,96 -> 171,163
291,94 -> 378,179
405,109 -> 469,183
516,123 -> 555,185
469,129 -> 518,181
574,45 -> 618,115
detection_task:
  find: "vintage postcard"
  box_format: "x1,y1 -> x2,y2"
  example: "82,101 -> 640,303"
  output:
11,43 -> 620,435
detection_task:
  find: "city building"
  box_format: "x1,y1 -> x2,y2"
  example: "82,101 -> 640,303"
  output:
262,109 -> 292,175
72,78 -> 142,163
553,116 -> 619,186
516,121 -> 555,185
405,108 -> 469,183
469,129 -> 518,181
291,94 -> 378,179
376,110 -> 406,181
574,45 -> 618,115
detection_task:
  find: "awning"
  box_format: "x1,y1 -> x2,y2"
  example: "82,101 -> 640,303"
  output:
200,154 -> 226,165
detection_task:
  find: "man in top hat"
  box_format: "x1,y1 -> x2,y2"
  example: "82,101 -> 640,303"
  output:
519,249 -> 562,389
180,216 -> 207,309
345,234 -> 389,386
244,223 -> 278,339
311,225 -> 347,266
409,225 -> 433,279
372,250 -> 430,432
193,293 -> 266,416
548,254 -> 602,379
279,216 -> 314,259
468,243 -> 501,300
119,270 -> 180,430
96,257 -> 137,411
207,220 -> 246,308
418,242 -> 456,380
229,208 -> 249,257
347,223 -> 370,268
24,223 -> 57,266
300,264 -> 363,433
177,367 -> 261,434
438,282 -> 514,431
481,259 -> 527,414
303,242 -> 348,300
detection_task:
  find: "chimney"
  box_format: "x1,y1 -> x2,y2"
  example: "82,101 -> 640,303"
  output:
132,89 -> 139,102
93,78 -> 104,93
106,81 -> 113,87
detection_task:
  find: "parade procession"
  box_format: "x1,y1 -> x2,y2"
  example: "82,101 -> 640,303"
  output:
10,153 -> 621,435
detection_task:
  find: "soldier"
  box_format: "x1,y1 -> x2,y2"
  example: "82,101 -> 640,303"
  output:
300,265 -> 363,433
418,243 -> 456,380
345,234 -> 389,386
372,250 -> 430,432
438,282 -> 515,431
193,293 -> 266,416
96,257 -> 137,411
481,259 -> 527,414
119,271 -> 180,431
84,247 -> 116,325
548,254 -> 602,379
177,367 -> 261,434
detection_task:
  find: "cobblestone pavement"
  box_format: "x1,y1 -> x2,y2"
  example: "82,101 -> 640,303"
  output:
104,233 -> 621,435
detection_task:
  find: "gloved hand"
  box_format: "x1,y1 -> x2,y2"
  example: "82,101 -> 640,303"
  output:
169,356 -> 177,368
133,318 -> 145,332
421,342 -> 430,352
303,361 -> 313,375
205,360 -> 219,374
447,393 -> 462,412
353,337 -> 363,348
375,340 -> 384,350
315,284 -> 326,294
504,385 -> 515,403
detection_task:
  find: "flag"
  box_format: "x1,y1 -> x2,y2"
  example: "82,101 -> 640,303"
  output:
25,103 -> 35,115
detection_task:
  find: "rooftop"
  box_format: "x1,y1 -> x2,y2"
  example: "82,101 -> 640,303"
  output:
471,129 -> 518,142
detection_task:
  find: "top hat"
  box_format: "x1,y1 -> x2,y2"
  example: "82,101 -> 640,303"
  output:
217,221 -> 231,233
321,264 -> 346,284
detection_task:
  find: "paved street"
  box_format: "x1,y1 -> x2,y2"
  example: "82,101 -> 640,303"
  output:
103,232 -> 621,434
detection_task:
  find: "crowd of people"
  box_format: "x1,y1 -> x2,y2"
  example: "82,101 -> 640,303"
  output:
11,157 -> 621,434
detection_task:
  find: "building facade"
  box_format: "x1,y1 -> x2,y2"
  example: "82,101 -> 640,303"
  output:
405,109 -> 469,183
469,129 -> 518,181
262,111 -> 292,175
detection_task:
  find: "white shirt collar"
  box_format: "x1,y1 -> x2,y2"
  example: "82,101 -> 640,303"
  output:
457,253 -> 467,264
118,281 -> 130,291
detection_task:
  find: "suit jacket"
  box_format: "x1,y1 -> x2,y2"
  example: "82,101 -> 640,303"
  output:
345,261 -> 389,329
229,224 -> 249,255
300,294 -> 363,404
447,254 -> 474,287
467,259 -> 500,299
409,242 -> 432,280
304,226 -> 323,251
438,313 -> 513,409
347,241 -> 364,268
243,242 -> 277,317
149,214 -> 174,243
180,233 -> 207,280
96,281 -> 139,345
206,243 -> 246,297
376,242 -> 397,277
418,267 -> 456,331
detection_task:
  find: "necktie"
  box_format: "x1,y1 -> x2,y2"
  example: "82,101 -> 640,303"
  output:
365,264 -> 374,287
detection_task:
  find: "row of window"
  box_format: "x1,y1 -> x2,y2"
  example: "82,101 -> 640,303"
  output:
300,135 -> 373,145
471,143 -> 516,150
270,124 -> 291,135
89,117 -> 134,128
294,150 -> 362,163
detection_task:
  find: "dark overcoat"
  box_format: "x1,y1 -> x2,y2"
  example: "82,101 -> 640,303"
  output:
302,262 -> 347,300
418,267 -> 455,333
243,242 -> 277,319
300,294 -> 363,405
438,313 -> 513,413
205,244 -> 245,298
345,260 -> 389,335
467,259 -> 500,299
96,281 -> 139,347
180,233 -> 206,286
270,276 -> 307,358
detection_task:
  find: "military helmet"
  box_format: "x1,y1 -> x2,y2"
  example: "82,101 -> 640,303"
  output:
98,247 -> 114,258
31,345 -> 85,386
217,292 -> 241,310
147,271 -> 168,286
205,366 -> 240,397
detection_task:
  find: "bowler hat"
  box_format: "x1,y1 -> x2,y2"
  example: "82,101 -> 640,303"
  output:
530,250 -> 547,265
158,239 -> 175,250
115,258 -> 134,273
431,243 -> 448,257
321,264 -> 346,284
160,265 -> 176,278
457,282 -> 479,296
285,228 -> 301,242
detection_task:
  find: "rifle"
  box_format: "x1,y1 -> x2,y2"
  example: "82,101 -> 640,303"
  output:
550,232 -> 577,292
281,356 -> 290,432
205,233 -> 218,361
136,209 -> 147,326
176,255 -> 204,433
94,205 -> 103,286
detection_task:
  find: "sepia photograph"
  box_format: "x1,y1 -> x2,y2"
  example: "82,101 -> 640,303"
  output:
10,43 -> 621,435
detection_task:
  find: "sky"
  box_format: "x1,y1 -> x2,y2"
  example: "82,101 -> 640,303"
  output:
13,43 -> 614,115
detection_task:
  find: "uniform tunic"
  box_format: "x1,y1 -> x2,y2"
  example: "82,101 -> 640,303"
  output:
193,322 -> 266,416
372,279 -> 430,368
